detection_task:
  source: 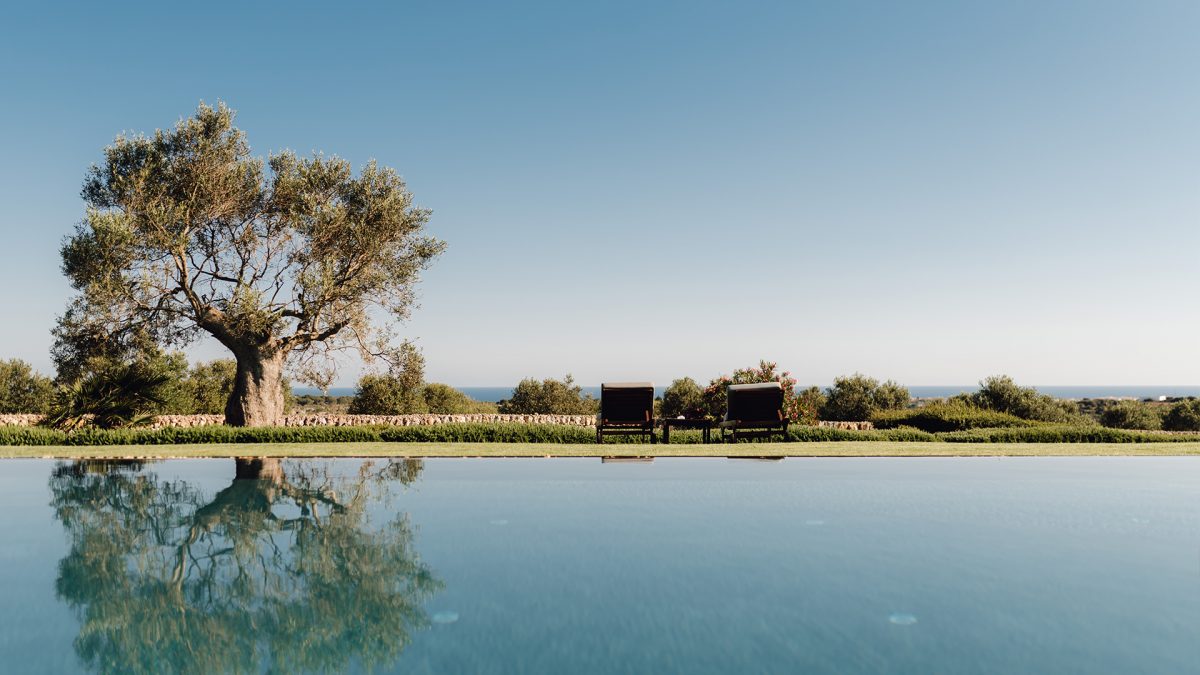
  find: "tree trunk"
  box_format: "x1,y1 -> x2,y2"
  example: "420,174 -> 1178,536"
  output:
224,350 -> 286,427
233,457 -> 284,482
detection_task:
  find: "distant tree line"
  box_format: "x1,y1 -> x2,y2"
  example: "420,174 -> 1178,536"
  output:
6,350 -> 1200,432
346,343 -> 497,415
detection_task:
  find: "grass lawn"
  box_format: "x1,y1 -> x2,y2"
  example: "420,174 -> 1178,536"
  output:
4,442 -> 1200,459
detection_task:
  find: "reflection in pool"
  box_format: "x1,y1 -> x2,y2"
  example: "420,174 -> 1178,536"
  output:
49,458 -> 437,674
0,457 -> 1197,673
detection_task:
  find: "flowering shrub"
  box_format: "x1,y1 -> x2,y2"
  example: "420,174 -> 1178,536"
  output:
701,360 -> 816,425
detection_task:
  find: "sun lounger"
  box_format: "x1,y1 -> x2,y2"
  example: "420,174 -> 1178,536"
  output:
719,382 -> 788,442
596,382 -> 656,444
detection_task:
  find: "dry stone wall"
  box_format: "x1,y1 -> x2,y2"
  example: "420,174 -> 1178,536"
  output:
817,420 -> 875,431
0,413 -> 598,429
0,414 -> 42,427
0,414 -> 874,430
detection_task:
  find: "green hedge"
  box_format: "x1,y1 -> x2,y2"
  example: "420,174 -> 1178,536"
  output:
937,425 -> 1199,443
2,422 -> 1195,446
785,425 -> 937,443
380,423 -> 599,444
0,422 -> 938,446
872,402 -> 1033,432
0,424 -> 390,446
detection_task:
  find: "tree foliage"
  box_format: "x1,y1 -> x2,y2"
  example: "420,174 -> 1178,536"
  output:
348,342 -> 426,414
660,377 -> 705,419
958,375 -> 1078,423
1098,400 -> 1163,430
702,361 -> 816,423
497,375 -> 598,415
421,383 -> 498,414
0,359 -> 54,414
795,386 -> 826,425
60,102 -> 444,426
819,373 -> 909,421
1162,399 -> 1200,431
182,359 -> 238,414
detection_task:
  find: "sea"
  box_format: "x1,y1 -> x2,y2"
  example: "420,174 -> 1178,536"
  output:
295,385 -> 1200,402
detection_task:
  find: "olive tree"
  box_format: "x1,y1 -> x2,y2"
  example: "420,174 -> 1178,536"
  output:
60,103 -> 444,426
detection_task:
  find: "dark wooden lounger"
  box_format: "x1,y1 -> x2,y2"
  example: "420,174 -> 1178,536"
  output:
596,382 -> 656,444
719,382 -> 789,442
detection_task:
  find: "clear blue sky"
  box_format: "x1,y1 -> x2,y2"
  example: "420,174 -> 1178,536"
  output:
1,1 -> 1197,387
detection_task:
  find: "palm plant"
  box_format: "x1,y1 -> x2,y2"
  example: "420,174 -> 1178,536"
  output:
44,365 -> 169,430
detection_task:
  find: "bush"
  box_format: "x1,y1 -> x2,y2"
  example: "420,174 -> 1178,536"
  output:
1162,399 -> 1200,431
182,359 -> 237,414
959,375 -> 1080,423
44,363 -> 171,430
421,383 -> 498,414
349,374 -> 428,415
498,375 -> 598,415
1099,401 -> 1163,430
702,361 -> 816,424
660,377 -> 705,418
820,374 -> 910,421
795,386 -> 826,425
349,342 -> 427,415
872,401 -> 1033,432
0,359 -> 54,413
293,394 -> 355,412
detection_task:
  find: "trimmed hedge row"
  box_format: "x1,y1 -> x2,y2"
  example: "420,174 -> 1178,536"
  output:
938,425 -> 1200,443
0,424 -> 389,446
1,423 -> 1195,446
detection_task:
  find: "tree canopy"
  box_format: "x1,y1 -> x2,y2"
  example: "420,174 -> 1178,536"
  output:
0,359 -> 54,413
497,375 -> 598,415
820,373 -> 910,421
60,102 -> 444,425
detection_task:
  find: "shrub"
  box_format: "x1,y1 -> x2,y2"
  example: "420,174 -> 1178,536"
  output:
0,359 -> 54,414
1099,401 -> 1163,430
349,374 -> 428,414
660,378 -> 705,418
959,375 -> 1080,423
497,375 -> 598,415
421,383 -> 498,414
702,361 -> 815,424
1162,399 -> 1200,431
795,386 -> 826,425
348,342 -> 427,415
871,401 -> 1033,432
183,359 -> 237,414
294,394 -> 355,409
43,364 -> 171,430
820,374 -> 910,421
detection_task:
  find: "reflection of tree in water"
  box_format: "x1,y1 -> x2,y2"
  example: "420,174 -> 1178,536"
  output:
50,458 -> 439,674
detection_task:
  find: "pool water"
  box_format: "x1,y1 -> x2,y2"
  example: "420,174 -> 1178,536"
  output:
0,457 -> 1196,673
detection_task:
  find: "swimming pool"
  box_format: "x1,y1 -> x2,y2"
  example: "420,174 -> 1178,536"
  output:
0,457 -> 1195,673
